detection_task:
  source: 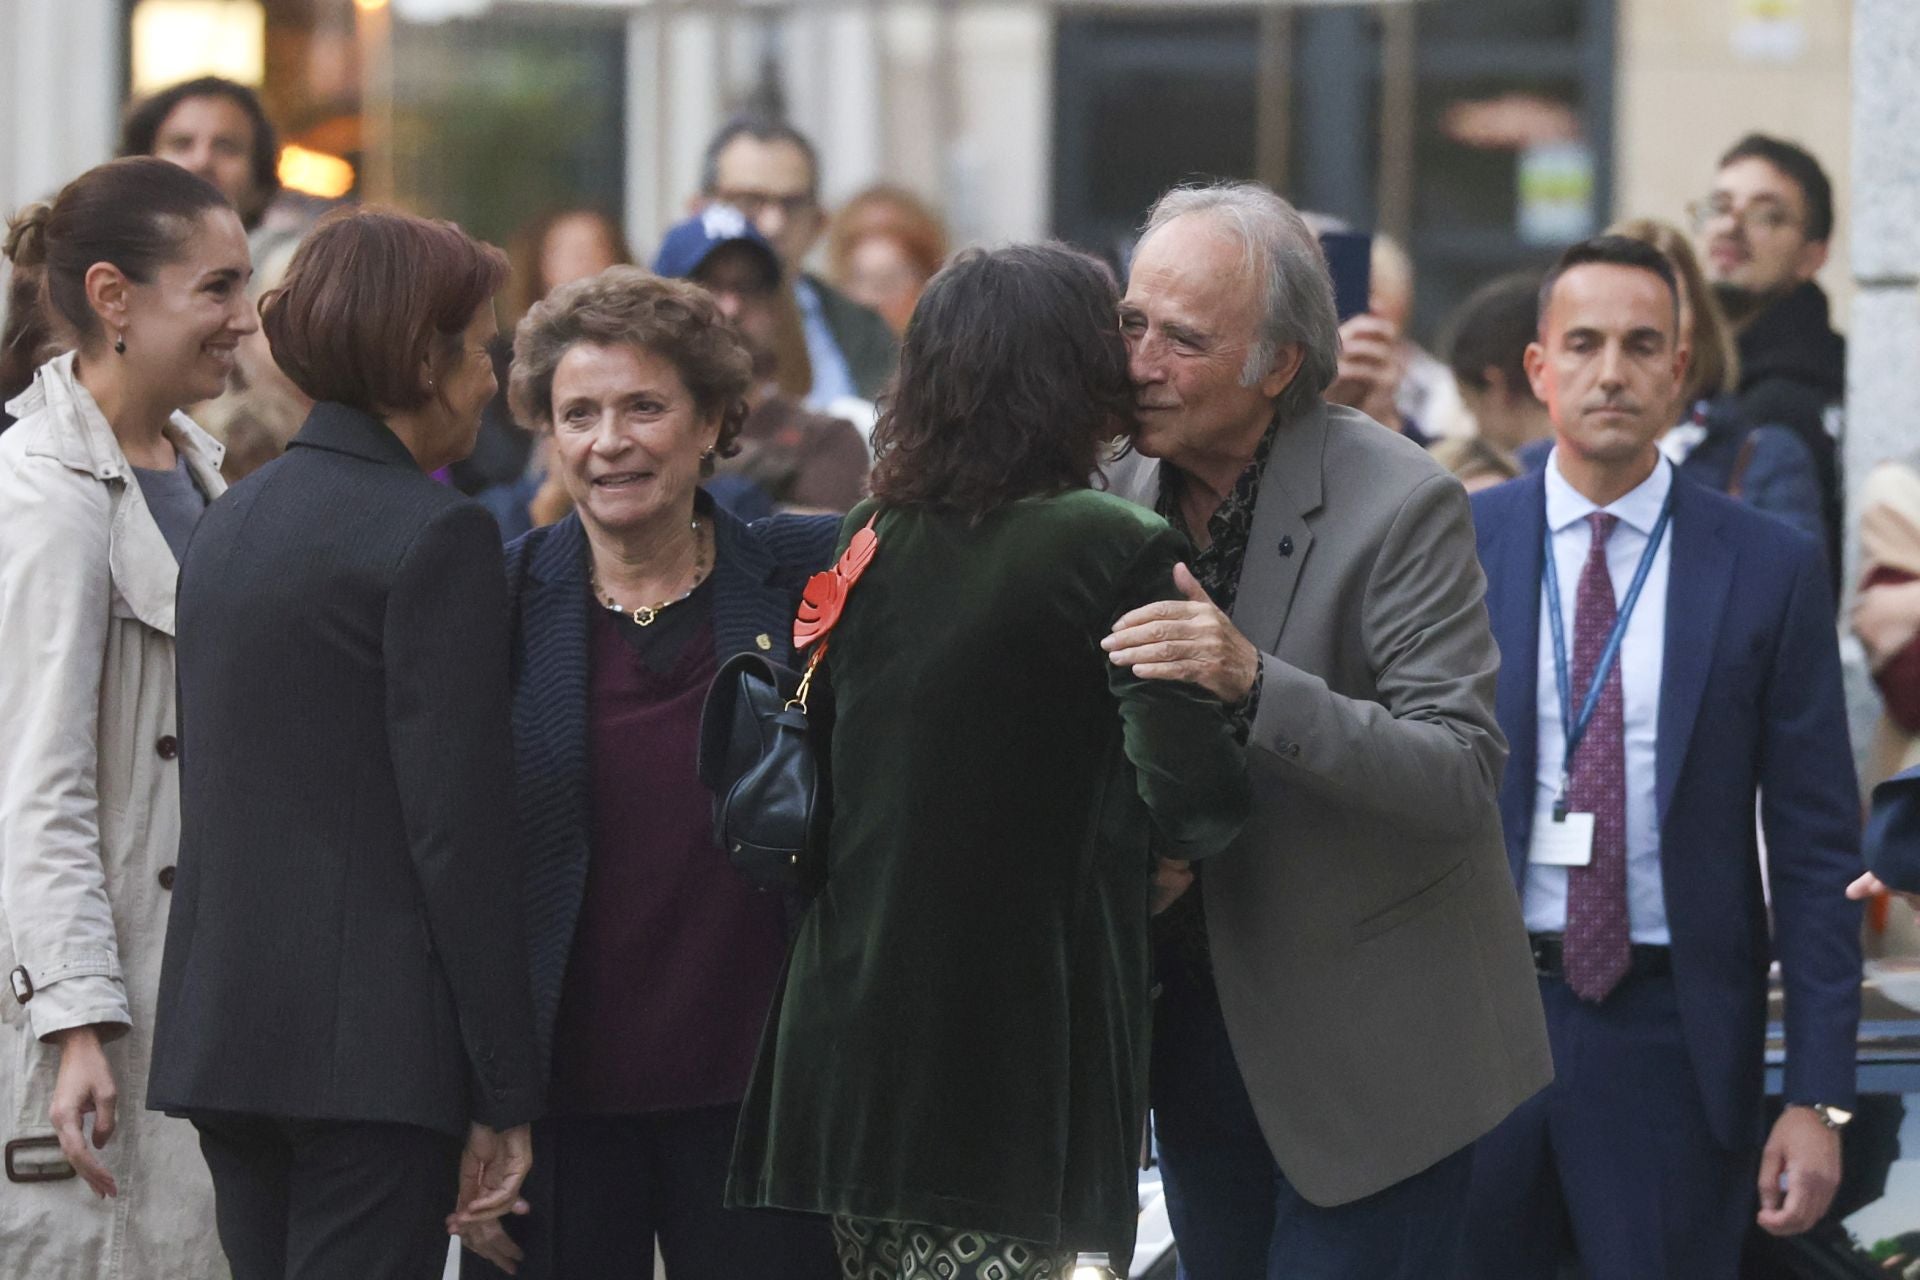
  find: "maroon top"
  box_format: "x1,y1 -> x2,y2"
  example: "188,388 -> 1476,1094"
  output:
547,588 -> 791,1115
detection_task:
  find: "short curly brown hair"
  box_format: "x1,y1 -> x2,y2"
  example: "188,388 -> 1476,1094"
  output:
508,267 -> 751,474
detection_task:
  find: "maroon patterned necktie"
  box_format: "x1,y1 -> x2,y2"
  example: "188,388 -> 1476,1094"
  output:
1563,512 -> 1631,1002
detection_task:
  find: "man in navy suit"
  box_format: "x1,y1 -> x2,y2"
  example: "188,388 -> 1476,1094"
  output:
1462,235 -> 1862,1278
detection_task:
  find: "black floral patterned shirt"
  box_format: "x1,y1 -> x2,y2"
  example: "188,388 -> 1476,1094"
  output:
1151,418 -> 1278,984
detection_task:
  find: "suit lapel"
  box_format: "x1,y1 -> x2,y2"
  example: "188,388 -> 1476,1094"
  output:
1487,474 -> 1548,885
1231,403 -> 1326,648
1656,481 -> 1735,827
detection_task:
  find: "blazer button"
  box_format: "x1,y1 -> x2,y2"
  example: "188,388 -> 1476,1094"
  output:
1284,742 -> 1301,759
156,735 -> 179,760
1279,536 -> 1295,557
157,865 -> 176,891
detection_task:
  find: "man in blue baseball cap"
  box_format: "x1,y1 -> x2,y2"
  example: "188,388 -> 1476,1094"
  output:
653,207 -> 869,517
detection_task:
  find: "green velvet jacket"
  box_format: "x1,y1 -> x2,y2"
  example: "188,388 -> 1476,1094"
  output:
727,489 -> 1249,1256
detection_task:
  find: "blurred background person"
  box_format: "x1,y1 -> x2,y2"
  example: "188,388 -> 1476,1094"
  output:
118,76 -> 288,275
1442,271 -> 1549,454
825,183 -> 949,338
730,244 -> 1247,1279
656,207 -> 868,520
1435,270 -> 1548,491
694,115 -> 898,409
1371,232 -> 1468,440
1693,134 -> 1844,575
149,209 -> 538,1277
465,207 -> 634,508
0,156 -> 249,1277
458,267 -> 839,1280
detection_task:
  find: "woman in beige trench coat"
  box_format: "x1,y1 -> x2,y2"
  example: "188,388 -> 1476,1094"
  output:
0,158 -> 254,1276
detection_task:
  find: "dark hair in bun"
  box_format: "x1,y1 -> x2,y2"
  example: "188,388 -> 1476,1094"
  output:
3,157 -> 230,353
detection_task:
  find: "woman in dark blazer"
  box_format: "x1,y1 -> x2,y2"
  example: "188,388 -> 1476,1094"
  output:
148,210 -> 540,1278
457,267 -> 839,1279
726,246 -> 1250,1277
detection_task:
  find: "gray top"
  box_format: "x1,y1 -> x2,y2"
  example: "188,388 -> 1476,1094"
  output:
133,454 -> 209,564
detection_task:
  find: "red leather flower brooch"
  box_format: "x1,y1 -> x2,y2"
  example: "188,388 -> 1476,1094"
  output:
794,512 -> 880,651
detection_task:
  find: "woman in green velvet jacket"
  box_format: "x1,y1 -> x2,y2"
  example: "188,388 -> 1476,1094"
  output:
728,245 -> 1250,1277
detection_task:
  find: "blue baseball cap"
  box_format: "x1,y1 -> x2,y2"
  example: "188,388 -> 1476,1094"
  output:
652,205 -> 782,285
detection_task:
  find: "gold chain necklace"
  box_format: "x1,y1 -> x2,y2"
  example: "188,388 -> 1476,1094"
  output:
592,517 -> 710,626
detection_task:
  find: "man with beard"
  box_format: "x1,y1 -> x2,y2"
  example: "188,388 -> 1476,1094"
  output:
1694,134 -> 1845,570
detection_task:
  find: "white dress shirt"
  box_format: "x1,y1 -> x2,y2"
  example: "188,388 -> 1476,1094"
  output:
1524,449 -> 1673,944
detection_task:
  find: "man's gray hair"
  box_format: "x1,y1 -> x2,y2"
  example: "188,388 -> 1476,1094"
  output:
1140,181 -> 1340,421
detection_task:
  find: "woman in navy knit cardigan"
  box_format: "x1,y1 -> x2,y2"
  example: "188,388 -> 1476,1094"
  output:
460,267 -> 840,1279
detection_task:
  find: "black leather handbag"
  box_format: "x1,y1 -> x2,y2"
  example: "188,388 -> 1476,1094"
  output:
697,512 -> 878,894
697,651 -> 829,894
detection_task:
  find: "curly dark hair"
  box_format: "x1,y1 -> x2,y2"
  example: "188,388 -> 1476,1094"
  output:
509,267 -> 752,476
867,244 -> 1134,517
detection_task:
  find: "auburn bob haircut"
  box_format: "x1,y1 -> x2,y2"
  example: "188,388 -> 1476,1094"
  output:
262,208 -> 508,414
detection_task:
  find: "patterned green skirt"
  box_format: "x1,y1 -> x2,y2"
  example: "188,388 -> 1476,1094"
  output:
831,1217 -> 1077,1280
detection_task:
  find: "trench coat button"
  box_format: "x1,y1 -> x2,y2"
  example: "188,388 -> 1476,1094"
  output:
1285,742 -> 1301,758
157,866 -> 176,891
155,735 -> 179,760
1278,536 -> 1294,557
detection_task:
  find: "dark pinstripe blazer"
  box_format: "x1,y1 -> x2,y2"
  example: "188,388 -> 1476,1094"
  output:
502,496 -> 838,1085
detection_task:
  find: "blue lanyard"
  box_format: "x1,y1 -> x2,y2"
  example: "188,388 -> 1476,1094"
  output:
1543,495 -> 1672,820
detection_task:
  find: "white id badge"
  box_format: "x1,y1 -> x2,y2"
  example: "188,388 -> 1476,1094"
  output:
1530,807 -> 1595,867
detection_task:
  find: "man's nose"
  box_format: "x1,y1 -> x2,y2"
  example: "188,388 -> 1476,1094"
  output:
1597,344 -> 1627,388
754,206 -> 787,241
1126,334 -> 1163,386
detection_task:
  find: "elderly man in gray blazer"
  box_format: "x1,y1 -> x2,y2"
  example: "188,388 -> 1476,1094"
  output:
1103,181 -> 1551,1278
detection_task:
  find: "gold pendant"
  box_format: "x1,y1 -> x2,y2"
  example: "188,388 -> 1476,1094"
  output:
632,606 -> 658,626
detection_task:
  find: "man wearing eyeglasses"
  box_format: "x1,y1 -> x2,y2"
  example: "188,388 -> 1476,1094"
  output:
1691,134 -> 1845,573
693,116 -> 899,410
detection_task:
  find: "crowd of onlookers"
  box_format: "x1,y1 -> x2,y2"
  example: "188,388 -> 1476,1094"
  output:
7,68 -> 1920,1280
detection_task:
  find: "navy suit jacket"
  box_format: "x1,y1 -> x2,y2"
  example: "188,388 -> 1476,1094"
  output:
1471,467 -> 1862,1149
501,497 -> 838,1085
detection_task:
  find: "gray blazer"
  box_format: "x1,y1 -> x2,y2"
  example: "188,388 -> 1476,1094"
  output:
1108,400 -> 1552,1207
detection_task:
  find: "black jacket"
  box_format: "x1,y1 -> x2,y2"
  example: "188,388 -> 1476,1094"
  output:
1734,279 -> 1846,569
149,402 -> 539,1137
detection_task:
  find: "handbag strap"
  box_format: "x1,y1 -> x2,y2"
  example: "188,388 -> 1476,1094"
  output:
788,511 -> 882,712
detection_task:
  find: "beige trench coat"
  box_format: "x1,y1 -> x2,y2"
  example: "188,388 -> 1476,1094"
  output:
0,353 -> 228,1276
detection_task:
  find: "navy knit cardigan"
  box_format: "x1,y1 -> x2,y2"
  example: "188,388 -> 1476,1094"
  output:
501,496 -> 840,1086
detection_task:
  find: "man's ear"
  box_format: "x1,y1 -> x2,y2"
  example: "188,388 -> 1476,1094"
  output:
1257,342 -> 1306,401
1793,237 -> 1830,285
1523,340 -> 1551,405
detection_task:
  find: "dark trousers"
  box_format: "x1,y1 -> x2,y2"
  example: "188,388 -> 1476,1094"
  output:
503,1106 -> 836,1280
1151,966 -> 1472,1280
1462,974 -> 1757,1280
192,1113 -> 462,1280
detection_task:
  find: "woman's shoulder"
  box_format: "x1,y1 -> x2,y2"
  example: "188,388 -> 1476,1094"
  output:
741,508 -> 843,573
1012,487 -> 1176,556
0,413 -> 111,528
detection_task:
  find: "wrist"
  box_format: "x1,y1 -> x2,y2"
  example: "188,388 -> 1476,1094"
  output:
1792,1102 -> 1853,1132
47,1024 -> 105,1052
